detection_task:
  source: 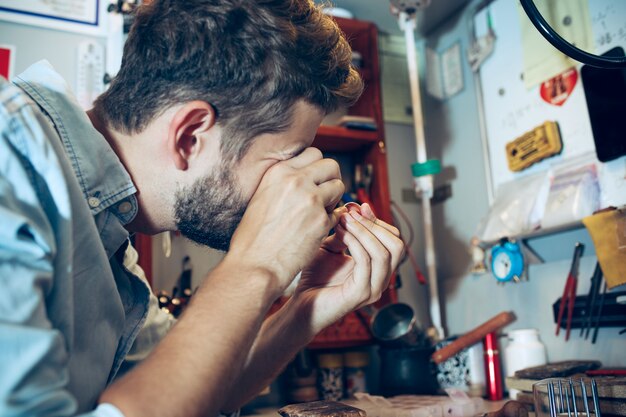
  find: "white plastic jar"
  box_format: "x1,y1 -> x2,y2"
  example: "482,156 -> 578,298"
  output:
504,329 -> 547,399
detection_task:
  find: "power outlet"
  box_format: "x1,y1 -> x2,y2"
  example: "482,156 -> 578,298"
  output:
402,188 -> 420,204
402,183 -> 452,205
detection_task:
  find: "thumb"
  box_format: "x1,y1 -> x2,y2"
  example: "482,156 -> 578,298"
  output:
329,205 -> 348,226
321,223 -> 348,254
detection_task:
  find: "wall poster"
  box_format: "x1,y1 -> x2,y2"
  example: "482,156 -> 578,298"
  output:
0,0 -> 107,35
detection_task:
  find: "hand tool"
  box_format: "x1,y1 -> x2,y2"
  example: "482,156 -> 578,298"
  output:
591,280 -> 608,344
432,311 -> 516,364
354,164 -> 373,207
547,378 -> 603,417
581,263 -> 603,337
555,242 -> 584,341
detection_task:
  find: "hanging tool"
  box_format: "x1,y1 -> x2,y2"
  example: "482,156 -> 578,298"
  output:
177,256 -> 193,308
555,243 -> 584,341
354,164 -> 374,208
581,262 -> 603,338
591,280 -> 608,344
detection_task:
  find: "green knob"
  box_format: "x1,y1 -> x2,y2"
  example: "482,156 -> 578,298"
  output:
411,159 -> 441,178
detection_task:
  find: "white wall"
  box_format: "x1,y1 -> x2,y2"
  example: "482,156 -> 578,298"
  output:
404,0 -> 626,366
1,20 -> 106,88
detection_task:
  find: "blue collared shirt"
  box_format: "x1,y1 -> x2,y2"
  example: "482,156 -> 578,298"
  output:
0,61 -> 150,416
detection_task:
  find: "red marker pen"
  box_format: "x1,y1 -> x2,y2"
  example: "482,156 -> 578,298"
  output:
483,331 -> 503,400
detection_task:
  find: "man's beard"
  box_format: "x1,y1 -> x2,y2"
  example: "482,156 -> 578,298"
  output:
174,167 -> 247,252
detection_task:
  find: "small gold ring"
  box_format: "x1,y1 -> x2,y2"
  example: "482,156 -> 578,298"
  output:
343,202 -> 361,213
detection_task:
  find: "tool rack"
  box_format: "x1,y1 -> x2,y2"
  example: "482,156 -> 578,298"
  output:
290,16 -> 397,349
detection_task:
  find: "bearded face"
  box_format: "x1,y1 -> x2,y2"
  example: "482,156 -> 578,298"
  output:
174,166 -> 247,251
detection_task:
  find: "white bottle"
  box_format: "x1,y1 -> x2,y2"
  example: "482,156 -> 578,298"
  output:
504,329 -> 547,399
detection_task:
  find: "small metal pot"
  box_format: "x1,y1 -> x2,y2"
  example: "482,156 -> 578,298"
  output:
370,303 -> 426,348
378,345 -> 439,396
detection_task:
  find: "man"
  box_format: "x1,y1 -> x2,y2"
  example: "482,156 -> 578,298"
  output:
0,1 -> 404,416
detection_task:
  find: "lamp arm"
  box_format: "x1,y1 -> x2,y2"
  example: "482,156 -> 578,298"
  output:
519,0 -> 626,69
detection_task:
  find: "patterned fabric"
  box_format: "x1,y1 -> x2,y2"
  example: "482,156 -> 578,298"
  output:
318,368 -> 344,401
435,338 -> 470,389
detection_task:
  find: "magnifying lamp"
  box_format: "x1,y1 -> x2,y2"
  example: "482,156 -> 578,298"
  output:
519,0 -> 626,69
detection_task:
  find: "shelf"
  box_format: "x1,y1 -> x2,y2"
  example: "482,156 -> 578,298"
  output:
269,299 -> 374,350
479,220 -> 584,248
306,311 -> 374,350
314,125 -> 381,152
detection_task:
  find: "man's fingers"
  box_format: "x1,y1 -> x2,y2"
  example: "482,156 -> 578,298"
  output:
360,203 -> 400,237
347,211 -> 404,270
283,147 -> 323,169
341,214 -> 390,300
337,224 -> 372,296
304,158 -> 342,186
317,179 -> 345,213
282,148 -> 341,185
329,206 -> 348,227
321,223 -> 348,254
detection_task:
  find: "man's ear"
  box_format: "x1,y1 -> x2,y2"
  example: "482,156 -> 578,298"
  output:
167,101 -> 216,171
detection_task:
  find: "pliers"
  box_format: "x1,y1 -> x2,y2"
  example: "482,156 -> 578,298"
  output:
555,242 -> 585,341
354,164 -> 373,207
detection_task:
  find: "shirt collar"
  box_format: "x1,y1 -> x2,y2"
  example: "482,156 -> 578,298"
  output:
13,60 -> 138,226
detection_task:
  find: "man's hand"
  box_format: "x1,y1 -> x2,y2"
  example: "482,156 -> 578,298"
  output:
225,148 -> 345,296
215,203 -> 404,412
293,203 -> 405,332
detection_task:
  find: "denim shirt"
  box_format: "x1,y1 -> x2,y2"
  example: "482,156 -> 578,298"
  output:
0,61 -> 150,416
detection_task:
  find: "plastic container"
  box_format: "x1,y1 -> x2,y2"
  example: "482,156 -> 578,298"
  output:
504,329 -> 547,376
343,351 -> 369,397
504,329 -> 547,399
317,353 -> 344,401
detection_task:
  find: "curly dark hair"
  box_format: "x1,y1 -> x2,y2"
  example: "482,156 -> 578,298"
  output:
94,0 -> 363,162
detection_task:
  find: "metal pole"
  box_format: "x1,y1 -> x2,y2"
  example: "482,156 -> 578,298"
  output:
401,12 -> 444,338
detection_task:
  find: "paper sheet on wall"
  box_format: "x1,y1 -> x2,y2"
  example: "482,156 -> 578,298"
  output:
426,47 -> 445,100
442,42 -> 464,98
518,0 -> 594,89
0,0 -> 106,35
0,0 -> 97,24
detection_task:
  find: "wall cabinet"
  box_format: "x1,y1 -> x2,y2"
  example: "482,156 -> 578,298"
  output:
285,16 -> 397,349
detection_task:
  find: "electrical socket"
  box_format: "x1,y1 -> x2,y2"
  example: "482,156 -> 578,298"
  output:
402,183 -> 452,205
402,188 -> 420,204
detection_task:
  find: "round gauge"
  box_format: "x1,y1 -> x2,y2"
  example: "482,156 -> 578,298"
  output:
490,240 -> 525,282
